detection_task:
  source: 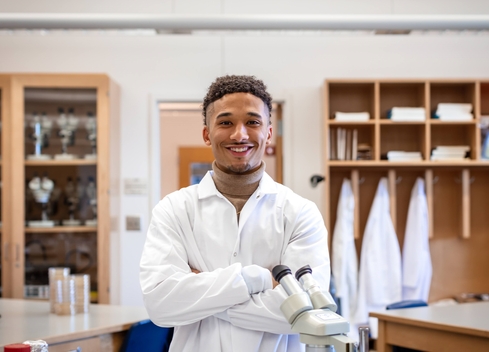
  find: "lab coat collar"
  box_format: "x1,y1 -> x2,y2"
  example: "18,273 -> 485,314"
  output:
198,169 -> 278,200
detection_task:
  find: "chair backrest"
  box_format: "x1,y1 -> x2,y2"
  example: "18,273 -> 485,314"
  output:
120,319 -> 173,352
386,300 -> 428,310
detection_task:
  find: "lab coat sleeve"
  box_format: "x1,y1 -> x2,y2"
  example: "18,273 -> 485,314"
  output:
219,201 -> 330,334
140,198 -> 251,327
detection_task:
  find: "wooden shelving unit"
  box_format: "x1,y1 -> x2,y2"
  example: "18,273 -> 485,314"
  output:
0,74 -> 119,304
24,226 -> 98,233
324,79 -> 489,302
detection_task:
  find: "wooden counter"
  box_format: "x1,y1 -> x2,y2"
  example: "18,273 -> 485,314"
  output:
0,298 -> 149,351
371,301 -> 489,352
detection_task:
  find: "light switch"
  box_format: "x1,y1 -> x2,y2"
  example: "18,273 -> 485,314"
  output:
126,215 -> 142,231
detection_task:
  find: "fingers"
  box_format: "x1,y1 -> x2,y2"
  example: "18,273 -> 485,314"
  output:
270,271 -> 279,288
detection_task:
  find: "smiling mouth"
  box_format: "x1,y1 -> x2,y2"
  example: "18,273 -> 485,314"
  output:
229,146 -> 251,152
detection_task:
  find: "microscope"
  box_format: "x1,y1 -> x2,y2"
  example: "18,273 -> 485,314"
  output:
62,177 -> 84,226
27,174 -> 55,227
85,176 -> 97,226
272,264 -> 369,352
27,111 -> 52,160
54,107 -> 79,160
84,112 -> 97,160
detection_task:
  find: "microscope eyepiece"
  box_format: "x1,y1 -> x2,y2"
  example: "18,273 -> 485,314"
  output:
272,265 -> 291,283
295,265 -> 312,281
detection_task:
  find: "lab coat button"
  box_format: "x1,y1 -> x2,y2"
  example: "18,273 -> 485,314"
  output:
233,252 -> 237,257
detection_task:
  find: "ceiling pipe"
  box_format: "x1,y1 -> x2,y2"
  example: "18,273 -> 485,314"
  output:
0,14 -> 489,31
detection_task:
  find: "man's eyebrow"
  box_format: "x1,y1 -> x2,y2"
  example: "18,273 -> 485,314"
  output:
215,112 -> 232,119
247,112 -> 263,118
215,111 -> 264,119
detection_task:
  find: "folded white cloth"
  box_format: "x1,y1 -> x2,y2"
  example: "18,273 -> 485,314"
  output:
335,112 -> 370,121
389,107 -> 425,121
434,145 -> 470,152
391,114 -> 425,122
430,156 -> 470,161
387,151 -> 422,161
437,112 -> 473,121
436,103 -> 472,114
387,151 -> 422,158
391,107 -> 425,115
432,150 -> 466,157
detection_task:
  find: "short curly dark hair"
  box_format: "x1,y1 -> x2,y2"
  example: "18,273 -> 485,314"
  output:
202,75 -> 273,125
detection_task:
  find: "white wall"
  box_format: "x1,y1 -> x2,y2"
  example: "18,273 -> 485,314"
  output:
1,0 -> 489,306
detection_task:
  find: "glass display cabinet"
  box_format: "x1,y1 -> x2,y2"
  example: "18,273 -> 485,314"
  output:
0,74 -> 119,304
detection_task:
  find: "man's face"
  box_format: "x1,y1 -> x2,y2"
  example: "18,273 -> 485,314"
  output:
203,92 -> 272,174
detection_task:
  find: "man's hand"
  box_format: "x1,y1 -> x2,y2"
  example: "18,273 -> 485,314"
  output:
271,272 -> 279,288
191,268 -> 200,274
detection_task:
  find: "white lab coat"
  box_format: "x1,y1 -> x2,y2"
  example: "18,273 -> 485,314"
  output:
402,177 -> 432,301
353,177 -> 402,338
140,171 -> 330,352
332,179 -> 358,324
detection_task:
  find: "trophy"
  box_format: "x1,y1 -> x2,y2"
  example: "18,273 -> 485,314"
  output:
62,177 -> 84,226
27,112 -> 53,160
27,174 -> 55,227
54,107 -> 79,160
84,112 -> 97,160
85,177 -> 97,226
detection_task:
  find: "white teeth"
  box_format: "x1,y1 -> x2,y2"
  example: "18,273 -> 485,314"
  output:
230,147 -> 248,152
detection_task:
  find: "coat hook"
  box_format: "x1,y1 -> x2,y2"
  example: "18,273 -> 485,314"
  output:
432,176 -> 439,184
454,176 -> 475,184
359,177 -> 365,185
310,175 -> 325,188
396,176 -> 402,184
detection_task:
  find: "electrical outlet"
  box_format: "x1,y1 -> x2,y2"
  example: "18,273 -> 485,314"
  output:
126,215 -> 142,231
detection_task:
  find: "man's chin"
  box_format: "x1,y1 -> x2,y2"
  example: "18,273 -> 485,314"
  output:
227,164 -> 251,174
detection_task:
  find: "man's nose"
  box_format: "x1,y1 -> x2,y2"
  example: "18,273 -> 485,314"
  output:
230,123 -> 249,141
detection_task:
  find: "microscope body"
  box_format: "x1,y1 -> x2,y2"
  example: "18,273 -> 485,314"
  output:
273,265 -> 365,352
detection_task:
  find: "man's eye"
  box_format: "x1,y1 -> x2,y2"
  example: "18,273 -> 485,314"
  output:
248,120 -> 261,125
219,121 -> 232,125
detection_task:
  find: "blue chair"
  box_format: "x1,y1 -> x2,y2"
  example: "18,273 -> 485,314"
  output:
386,300 -> 428,352
120,319 -> 173,352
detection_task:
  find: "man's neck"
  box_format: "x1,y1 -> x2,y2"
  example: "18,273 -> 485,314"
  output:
211,161 -> 265,216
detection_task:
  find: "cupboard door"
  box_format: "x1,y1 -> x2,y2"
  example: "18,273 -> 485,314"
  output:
9,74 -> 114,303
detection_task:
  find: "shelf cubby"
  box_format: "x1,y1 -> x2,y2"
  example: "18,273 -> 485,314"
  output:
327,82 -> 376,120
379,82 -> 426,120
429,82 -> 476,118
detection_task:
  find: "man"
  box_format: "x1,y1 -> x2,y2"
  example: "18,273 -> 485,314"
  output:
140,75 -> 330,352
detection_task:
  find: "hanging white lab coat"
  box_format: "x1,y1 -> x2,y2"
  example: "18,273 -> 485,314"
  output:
402,177 -> 432,301
332,179 -> 358,325
353,177 -> 402,338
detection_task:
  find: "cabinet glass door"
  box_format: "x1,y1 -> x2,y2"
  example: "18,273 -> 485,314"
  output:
23,88 -> 99,301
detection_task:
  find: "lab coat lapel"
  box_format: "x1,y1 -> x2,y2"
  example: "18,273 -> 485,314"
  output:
238,172 -> 278,232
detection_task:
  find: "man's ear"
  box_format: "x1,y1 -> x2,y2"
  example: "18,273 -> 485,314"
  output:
203,126 -> 211,146
266,124 -> 273,145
